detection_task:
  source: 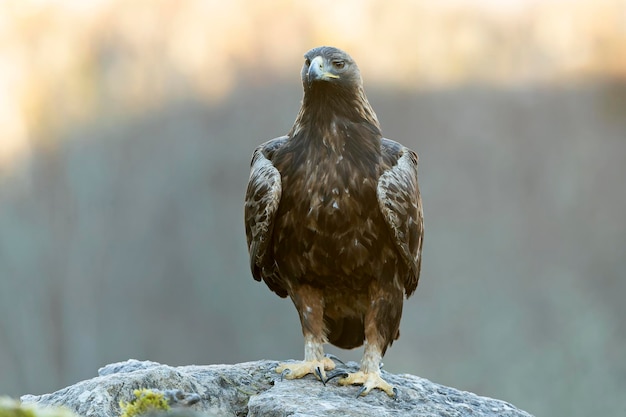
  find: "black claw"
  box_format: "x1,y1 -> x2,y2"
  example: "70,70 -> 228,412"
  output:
324,353 -> 346,366
280,369 -> 291,381
324,369 -> 349,384
356,386 -> 368,398
392,387 -> 399,400
314,366 -> 326,385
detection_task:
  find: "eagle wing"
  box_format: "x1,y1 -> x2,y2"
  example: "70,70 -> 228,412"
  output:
244,136 -> 288,297
377,138 -> 424,296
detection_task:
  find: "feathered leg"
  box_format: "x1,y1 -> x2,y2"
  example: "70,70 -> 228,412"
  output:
337,341 -> 395,397
276,285 -> 335,382
338,283 -> 402,397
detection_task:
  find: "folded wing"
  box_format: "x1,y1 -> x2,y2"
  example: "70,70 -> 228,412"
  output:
244,137 -> 288,297
377,138 -> 424,296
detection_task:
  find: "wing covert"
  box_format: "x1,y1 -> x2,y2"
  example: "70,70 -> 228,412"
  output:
244,136 -> 288,296
377,139 -> 424,296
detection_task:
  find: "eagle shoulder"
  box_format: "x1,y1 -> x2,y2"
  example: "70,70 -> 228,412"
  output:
377,138 -> 424,296
244,136 -> 288,297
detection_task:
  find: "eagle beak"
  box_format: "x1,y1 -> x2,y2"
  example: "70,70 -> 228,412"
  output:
308,56 -> 339,82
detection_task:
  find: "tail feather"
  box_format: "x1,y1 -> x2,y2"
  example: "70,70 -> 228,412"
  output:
325,315 -> 364,349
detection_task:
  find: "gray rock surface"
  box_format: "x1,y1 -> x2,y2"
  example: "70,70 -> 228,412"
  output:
21,359 -> 533,417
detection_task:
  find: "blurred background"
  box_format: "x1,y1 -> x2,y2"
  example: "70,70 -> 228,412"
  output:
1,0 -> 625,416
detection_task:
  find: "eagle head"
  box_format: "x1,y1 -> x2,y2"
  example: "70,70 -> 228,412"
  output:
300,46 -> 362,91
290,46 -> 380,136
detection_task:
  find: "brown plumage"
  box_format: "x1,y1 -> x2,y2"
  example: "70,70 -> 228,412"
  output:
244,46 -> 423,397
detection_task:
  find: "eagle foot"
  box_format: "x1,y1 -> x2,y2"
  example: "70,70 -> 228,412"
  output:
324,369 -> 350,383
276,357 -> 336,383
338,371 -> 396,398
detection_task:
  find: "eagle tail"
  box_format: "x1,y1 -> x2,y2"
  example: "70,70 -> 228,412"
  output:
325,315 -> 364,350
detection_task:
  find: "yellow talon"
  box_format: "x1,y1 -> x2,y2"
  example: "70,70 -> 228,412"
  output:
276,357 -> 336,382
338,371 -> 396,397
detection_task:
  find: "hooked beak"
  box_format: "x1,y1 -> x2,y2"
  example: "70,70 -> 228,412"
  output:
307,56 -> 339,83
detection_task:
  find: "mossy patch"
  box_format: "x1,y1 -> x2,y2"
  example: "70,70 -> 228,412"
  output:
119,390 -> 170,417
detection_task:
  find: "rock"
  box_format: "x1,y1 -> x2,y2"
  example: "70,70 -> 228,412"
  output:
21,359 -> 534,417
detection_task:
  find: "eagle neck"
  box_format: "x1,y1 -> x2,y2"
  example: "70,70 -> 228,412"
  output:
289,84 -> 381,140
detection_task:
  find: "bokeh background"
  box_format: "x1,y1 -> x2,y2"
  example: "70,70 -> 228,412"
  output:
1,1 -> 625,416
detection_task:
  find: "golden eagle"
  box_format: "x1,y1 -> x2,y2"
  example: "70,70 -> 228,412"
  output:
244,46 -> 423,397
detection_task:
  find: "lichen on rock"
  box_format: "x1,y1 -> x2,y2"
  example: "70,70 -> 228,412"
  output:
119,390 -> 169,417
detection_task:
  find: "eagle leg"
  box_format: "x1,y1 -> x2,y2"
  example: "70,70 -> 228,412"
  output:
337,339 -> 396,397
276,334 -> 335,382
337,288 -> 400,398
276,286 -> 335,383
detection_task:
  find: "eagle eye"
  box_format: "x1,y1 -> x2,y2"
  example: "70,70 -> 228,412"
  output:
332,60 -> 345,70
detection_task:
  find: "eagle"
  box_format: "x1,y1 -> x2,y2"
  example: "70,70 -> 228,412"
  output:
244,46 -> 423,397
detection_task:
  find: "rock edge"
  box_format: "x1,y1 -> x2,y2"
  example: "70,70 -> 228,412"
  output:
21,359 -> 534,417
